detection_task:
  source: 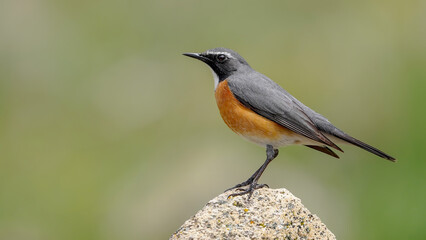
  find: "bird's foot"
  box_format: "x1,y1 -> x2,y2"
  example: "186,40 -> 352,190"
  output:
227,183 -> 269,200
224,180 -> 252,192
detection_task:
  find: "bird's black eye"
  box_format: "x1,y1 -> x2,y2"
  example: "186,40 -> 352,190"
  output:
216,54 -> 227,62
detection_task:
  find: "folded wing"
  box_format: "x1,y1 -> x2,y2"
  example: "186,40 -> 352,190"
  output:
227,73 -> 342,152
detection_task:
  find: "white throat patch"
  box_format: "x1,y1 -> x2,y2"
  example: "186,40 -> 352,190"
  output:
209,67 -> 220,90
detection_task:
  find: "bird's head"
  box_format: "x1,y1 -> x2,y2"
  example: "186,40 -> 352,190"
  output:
183,48 -> 250,89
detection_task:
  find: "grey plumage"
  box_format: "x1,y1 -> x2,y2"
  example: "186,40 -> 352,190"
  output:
227,64 -> 395,161
183,47 -> 395,161
227,72 -> 341,151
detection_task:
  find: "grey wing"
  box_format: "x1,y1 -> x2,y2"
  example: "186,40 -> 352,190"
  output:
227,72 -> 342,151
308,107 -> 396,161
291,91 -> 395,160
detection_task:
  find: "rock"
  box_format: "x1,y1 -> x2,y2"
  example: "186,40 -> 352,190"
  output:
170,188 -> 336,240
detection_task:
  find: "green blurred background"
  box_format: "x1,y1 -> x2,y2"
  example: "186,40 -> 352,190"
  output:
1,0 -> 425,239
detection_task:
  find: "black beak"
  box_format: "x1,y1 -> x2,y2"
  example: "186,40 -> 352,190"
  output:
182,52 -> 210,63
183,52 -> 200,59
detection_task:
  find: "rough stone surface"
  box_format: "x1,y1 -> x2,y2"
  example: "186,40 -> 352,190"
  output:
170,188 -> 336,240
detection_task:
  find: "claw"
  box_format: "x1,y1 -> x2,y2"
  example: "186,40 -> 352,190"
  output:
225,184 -> 244,192
227,183 -> 268,200
224,179 -> 253,192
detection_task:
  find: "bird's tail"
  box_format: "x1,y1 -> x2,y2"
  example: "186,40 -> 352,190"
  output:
332,131 -> 395,162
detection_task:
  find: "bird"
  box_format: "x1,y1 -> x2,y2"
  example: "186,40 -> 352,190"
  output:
183,47 -> 395,199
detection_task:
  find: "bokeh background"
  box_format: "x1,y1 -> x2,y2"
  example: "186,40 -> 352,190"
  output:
1,0 -> 425,239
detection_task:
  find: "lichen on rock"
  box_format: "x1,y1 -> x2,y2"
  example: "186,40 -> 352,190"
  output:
170,188 -> 336,240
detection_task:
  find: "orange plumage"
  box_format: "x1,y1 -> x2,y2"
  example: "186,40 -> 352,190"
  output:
215,80 -> 299,146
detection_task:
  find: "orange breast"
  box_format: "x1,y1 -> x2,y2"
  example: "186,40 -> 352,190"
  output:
215,80 -> 296,143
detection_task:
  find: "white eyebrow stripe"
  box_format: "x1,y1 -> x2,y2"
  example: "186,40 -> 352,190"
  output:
206,51 -> 234,59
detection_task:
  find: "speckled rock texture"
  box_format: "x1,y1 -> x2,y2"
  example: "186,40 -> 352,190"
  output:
170,188 -> 336,240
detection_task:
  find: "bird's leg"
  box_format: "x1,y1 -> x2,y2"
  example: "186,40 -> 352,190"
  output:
227,145 -> 279,200
224,165 -> 263,192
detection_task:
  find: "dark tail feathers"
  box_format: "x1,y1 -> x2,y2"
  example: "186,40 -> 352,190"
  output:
333,132 -> 395,162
